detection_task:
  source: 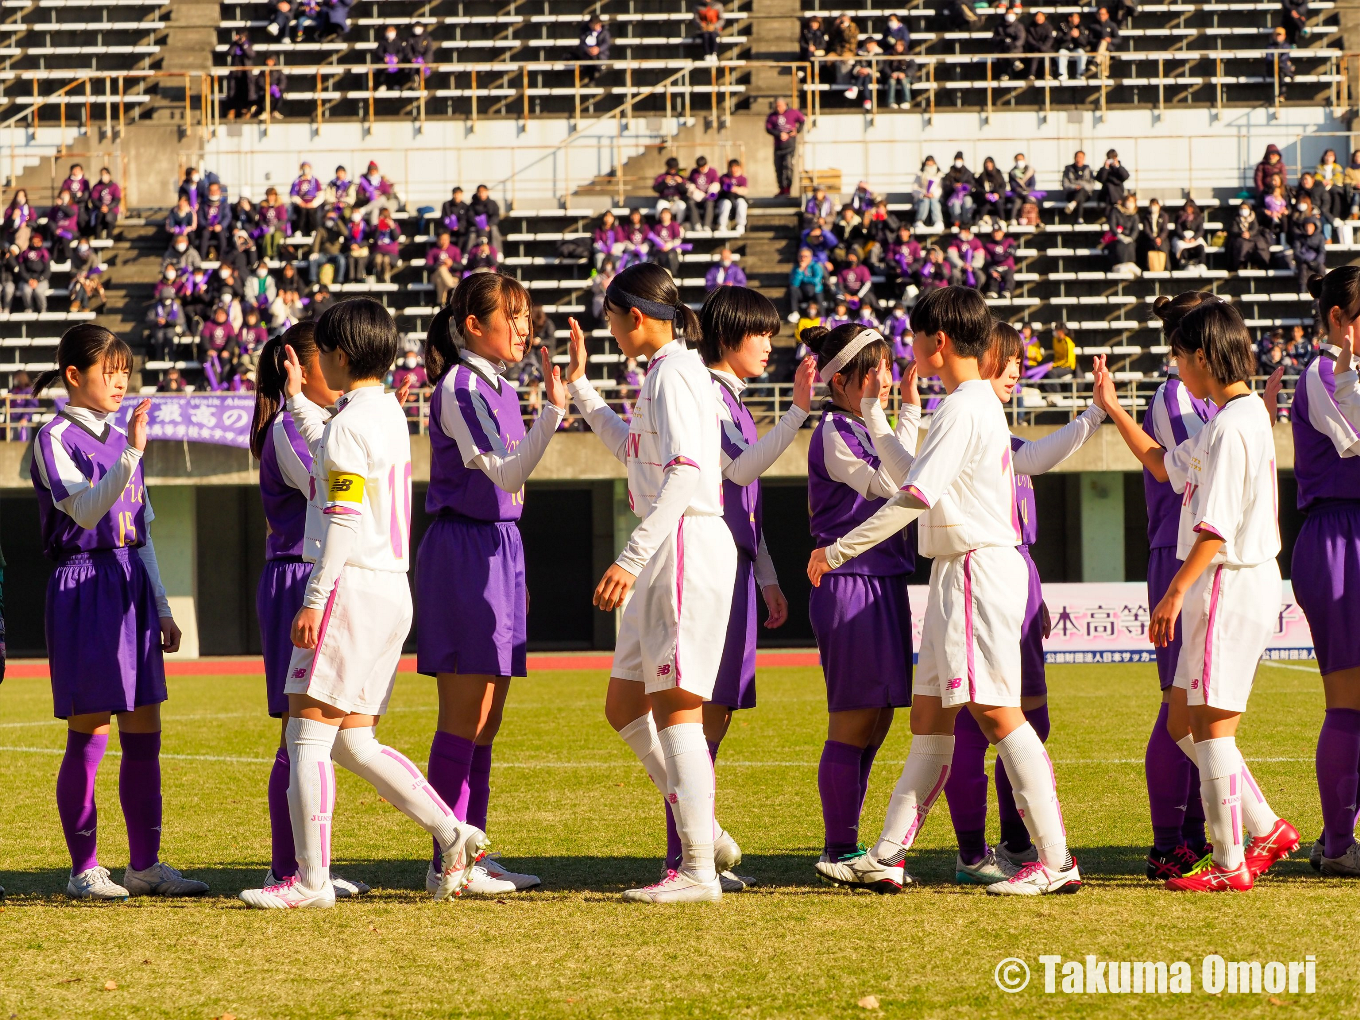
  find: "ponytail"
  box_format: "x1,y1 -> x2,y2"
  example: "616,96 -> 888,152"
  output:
423,304 -> 461,383
250,321 -> 317,459
34,322 -> 131,396
604,262 -> 702,348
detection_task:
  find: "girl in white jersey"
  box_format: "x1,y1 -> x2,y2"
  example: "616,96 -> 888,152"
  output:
1098,299 -> 1297,891
566,263 -> 738,903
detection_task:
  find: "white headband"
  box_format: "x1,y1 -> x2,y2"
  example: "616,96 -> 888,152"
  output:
819,329 -> 885,383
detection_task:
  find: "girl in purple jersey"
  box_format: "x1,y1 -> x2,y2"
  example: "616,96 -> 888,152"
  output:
417,273 -> 567,895
30,325 -> 208,900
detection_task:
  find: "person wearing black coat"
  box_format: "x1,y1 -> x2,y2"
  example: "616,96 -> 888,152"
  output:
226,32 -> 255,120
973,158 -> 1008,221
1226,205 -> 1271,270
1105,196 -> 1140,269
1280,0 -> 1308,45
1086,7 -> 1120,78
1292,218 -> 1327,291
1095,149 -> 1129,214
1138,198 -> 1172,271
1172,199 -> 1206,268
1025,12 -> 1056,79
1008,154 -> 1036,222
994,12 -> 1026,79
580,16 -> 612,81
944,152 -> 977,226
800,16 -> 828,60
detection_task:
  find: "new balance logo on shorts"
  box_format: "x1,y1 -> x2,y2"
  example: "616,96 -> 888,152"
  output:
668,793 -> 678,804
1190,678 -> 1200,689
656,664 -> 671,677
946,677 -> 963,690
291,667 -> 307,679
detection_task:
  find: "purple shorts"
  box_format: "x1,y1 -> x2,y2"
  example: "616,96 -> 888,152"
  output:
46,547 -> 167,719
1148,546 -> 1183,690
711,552 -> 756,710
1292,503 -> 1360,676
1018,545 -> 1046,697
256,557 -> 311,717
416,515 -> 527,678
809,571 -> 912,712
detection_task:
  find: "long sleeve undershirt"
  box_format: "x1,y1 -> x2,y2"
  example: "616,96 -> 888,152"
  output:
614,463 -> 700,576
826,491 -> 928,570
1012,405 -> 1107,475
859,399 -> 922,486
440,376 -> 565,492
754,533 -> 778,589
723,403 -> 810,486
568,376 -> 630,462
302,510 -> 358,610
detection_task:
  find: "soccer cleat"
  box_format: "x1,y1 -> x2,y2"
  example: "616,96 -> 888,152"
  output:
986,857 -> 1083,896
431,823 -> 490,901
995,841 -> 1039,870
1243,818 -> 1300,878
1320,841 -> 1360,877
814,849 -> 906,893
67,866 -> 129,901
482,855 -> 541,891
264,869 -> 369,898
1145,844 -> 1203,881
622,869 -> 722,903
713,828 -> 742,874
718,870 -> 758,892
462,863 -> 519,896
239,874 -> 336,909
121,861 -> 209,897
1309,835 -> 1324,872
955,847 -> 1017,886
1165,855 -> 1253,892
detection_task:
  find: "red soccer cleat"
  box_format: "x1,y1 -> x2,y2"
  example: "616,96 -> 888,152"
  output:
1165,855 -> 1254,892
1244,818 -> 1300,878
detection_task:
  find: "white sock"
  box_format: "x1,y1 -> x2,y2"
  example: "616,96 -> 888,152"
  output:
1196,736 -> 1246,869
872,733 -> 953,863
657,722 -> 716,882
286,717 -> 338,891
1234,751 -> 1278,838
994,723 -> 1071,872
618,713 -> 669,802
1177,734 -> 1212,828
330,727 -> 465,852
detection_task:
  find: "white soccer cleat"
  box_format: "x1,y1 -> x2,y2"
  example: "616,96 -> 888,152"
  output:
1320,841 -> 1360,877
814,849 -> 907,894
985,858 -> 1083,896
714,828 -> 742,873
622,869 -> 722,903
67,865 -> 129,901
121,861 -> 209,897
239,874 -> 336,909
463,863 -> 519,896
261,869 -> 369,898
955,847 -> 1017,886
1309,838 -> 1324,872
432,823 -> 490,901
481,855 -> 541,891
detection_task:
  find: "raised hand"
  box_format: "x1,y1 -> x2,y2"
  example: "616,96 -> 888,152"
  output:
1339,318 -> 1357,376
792,355 -> 816,411
283,343 -> 304,399
541,345 -> 568,410
566,317 -> 588,384
1263,363 -> 1285,422
128,398 -> 152,452
863,357 -> 885,403
903,359 -> 921,408
394,374 -> 414,405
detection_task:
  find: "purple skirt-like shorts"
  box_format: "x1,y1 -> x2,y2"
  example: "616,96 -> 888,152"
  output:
711,552 -> 757,710
809,571 -> 913,712
1018,545 -> 1046,698
256,556 -> 312,717
1292,502 -> 1360,676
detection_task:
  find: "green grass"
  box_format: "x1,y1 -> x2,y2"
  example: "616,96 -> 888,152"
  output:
0,660 -> 1355,1019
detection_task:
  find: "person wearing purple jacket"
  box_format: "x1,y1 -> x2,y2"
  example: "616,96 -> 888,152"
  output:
592,210 -> 624,269
44,191 -> 79,263
653,156 -> 696,225
88,169 -> 121,240
916,244 -> 952,292
834,251 -> 880,314
946,225 -> 985,289
618,209 -> 650,269
885,224 -> 923,293
61,164 -> 91,232
982,225 -> 1018,298
355,161 -> 399,226
765,97 -> 806,196
802,223 -> 838,264
704,248 -> 746,290
648,207 -> 685,275
426,229 -> 463,305
289,162 -> 324,235
195,180 -> 233,260
688,156 -> 722,230
717,159 -> 750,233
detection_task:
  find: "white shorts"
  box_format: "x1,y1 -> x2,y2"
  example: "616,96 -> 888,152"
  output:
913,545 -> 1028,708
284,564 -> 413,716
612,513 -> 737,701
1174,559 -> 1281,714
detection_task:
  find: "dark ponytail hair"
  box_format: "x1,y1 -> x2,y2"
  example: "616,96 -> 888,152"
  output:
426,272 -> 531,383
1152,291 -> 1213,340
250,321 -> 317,459
1169,299 -> 1255,385
1309,266 -> 1360,335
32,323 -> 132,396
697,286 -> 780,365
801,322 -> 889,395
603,262 -> 703,346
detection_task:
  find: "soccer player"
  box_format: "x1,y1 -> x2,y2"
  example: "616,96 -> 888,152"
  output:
565,263 -> 738,903
693,286 -> 817,890
801,321 -> 921,885
1097,299 -> 1298,891
809,286 -> 1081,896
30,324 -> 208,899
1140,293 -> 1216,881
417,274 -> 566,895
240,299 -> 487,909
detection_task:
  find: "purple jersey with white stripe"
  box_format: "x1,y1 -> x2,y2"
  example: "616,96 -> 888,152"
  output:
30,413 -> 148,559
713,377 -> 761,558
1142,374 -> 1212,549
259,409 -> 313,559
1011,434 -> 1038,548
427,363 -> 527,522
1292,347 -> 1360,510
808,405 -> 915,576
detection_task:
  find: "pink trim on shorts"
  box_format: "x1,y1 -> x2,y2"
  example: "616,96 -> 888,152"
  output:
674,516 -> 685,684
963,550 -> 976,702
1202,564 -> 1223,703
304,578 -> 341,685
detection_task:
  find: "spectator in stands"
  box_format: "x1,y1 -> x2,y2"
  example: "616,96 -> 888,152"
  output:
803,185 -> 834,228
291,0 -> 320,43
208,263 -> 244,313
1280,0 -> 1308,45
393,349 -> 427,398
1266,26 -> 1295,83
618,210 -> 650,268
917,245 -> 952,292
378,26 -> 405,87
1086,6 -> 1118,79
946,224 -> 985,288
244,262 -> 276,316
369,207 -> 402,282
694,0 -> 723,63
653,157 -> 692,224
325,166 -> 354,213
800,16 -> 827,61
20,233 -> 51,313
265,0 -> 292,37
252,56 -> 286,120
166,197 -> 197,247
1025,12 -> 1055,79
403,25 -> 435,89
0,243 -> 17,310
848,38 -> 881,110
802,222 -> 836,264
257,187 -> 288,259
1257,333 -> 1286,378
290,162 -> 324,235
3,189 -> 33,250
308,207 -> 348,285
1095,149 -> 1128,216
788,247 -> 825,315
850,180 -> 875,214
974,157 -> 1007,222
310,285 -> 335,320
1173,199 -> 1207,270
1106,193 -> 1141,275
689,156 -> 721,230
944,151 -> 976,227
833,205 -> 864,257
796,300 -> 822,343
196,180 -> 233,260
648,207 -> 685,275
994,9 -> 1025,80
175,263 -> 211,327
45,191 -> 79,263
591,211 -> 623,269
464,234 -> 501,276
1293,218 -> 1327,292
828,14 -> 859,89
1226,203 -> 1271,269
1139,197 -> 1171,272
717,159 -> 749,233
226,31 -> 255,120
1024,326 -> 1045,369
881,12 -> 909,49
1255,144 -> 1287,200
578,15 -> 612,82
945,0 -> 980,26
885,223 -> 922,294
1345,150 -> 1360,220
1057,13 -> 1089,80
914,156 -> 943,228
982,225 -> 1017,297
834,251 -> 879,314
1045,326 -> 1076,391
224,227 -> 259,280
147,280 -> 185,362
440,186 -> 468,240
1289,323 -> 1318,365
321,0 -> 353,39
705,248 -> 747,290
884,38 -> 915,109
1293,172 -> 1328,238
1316,149 -> 1345,221
156,368 -> 186,393
590,256 -> 616,325
468,184 -> 503,250
826,299 -> 852,329
864,198 -> 899,253
765,98 -> 805,197
162,234 -> 202,277
356,161 -> 400,226
1006,153 -> 1036,223
340,208 -> 368,279
201,306 -> 238,390
62,165 -> 90,229
1263,179 -> 1290,241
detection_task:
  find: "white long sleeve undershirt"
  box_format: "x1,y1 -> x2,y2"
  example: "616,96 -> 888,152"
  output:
723,403 -> 810,486
825,490 -> 929,570
614,463 -> 700,576
302,509 -> 358,610
1012,405 -> 1107,475
859,399 -> 922,487
568,376 -> 630,462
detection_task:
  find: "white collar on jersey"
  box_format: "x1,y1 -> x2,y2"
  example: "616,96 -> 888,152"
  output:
335,382 -> 388,410
709,367 -> 746,396
652,339 -> 688,361
1322,343 -> 1342,357
63,403 -> 113,435
461,349 -> 506,388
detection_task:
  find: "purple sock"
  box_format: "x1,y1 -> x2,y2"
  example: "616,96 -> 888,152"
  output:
996,705 -> 1049,853
819,740 -> 864,858
1317,707 -> 1360,859
946,710 -> 990,864
118,731 -> 162,872
427,731 -> 475,867
56,730 -> 106,874
858,742 -> 880,816
665,801 -> 682,872
467,743 -> 493,834
268,746 -> 297,879
1145,702 -> 1191,852
706,739 -> 721,764
1181,763 -> 1207,849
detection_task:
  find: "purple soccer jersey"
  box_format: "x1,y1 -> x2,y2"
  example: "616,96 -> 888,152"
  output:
1010,434 -> 1039,548
31,413 -> 149,560
427,363 -> 527,522
1143,375 -> 1212,548
1292,348 -> 1360,510
259,409 -> 313,559
713,379 -> 762,558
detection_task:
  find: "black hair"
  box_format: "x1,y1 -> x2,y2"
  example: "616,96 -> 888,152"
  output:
603,262 -> 703,345
986,320 -> 1023,378
425,272 -> 532,384
1170,299 -> 1255,385
1152,291 -> 1214,340
801,322 -> 889,394
697,286 -> 781,365
910,285 -> 993,358
32,323 -> 132,395
1308,266 -> 1360,333
250,322 -> 317,459
314,297 -> 400,382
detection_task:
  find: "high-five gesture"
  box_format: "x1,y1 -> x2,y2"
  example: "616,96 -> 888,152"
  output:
541,345 -> 568,410
282,344 -> 304,400
566,317 -> 588,384
792,355 -> 816,411
128,398 -> 152,452
903,359 -> 921,408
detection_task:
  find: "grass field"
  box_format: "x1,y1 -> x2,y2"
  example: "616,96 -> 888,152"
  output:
0,658 -> 1355,1019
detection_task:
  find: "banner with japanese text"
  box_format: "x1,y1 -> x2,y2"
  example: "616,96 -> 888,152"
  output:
905,581 -> 1314,663
117,394 -> 255,448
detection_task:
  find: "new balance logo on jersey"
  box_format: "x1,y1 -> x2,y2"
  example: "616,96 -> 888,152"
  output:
946,677 -> 963,690
291,667 -> 307,679
656,664 -> 671,678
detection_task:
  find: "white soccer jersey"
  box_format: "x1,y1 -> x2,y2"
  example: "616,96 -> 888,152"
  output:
284,393 -> 332,562
310,384 -> 413,572
902,379 -> 1022,559
1165,392 -> 1280,567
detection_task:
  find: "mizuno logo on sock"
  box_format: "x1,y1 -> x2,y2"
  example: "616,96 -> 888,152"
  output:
76,827 -> 96,836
